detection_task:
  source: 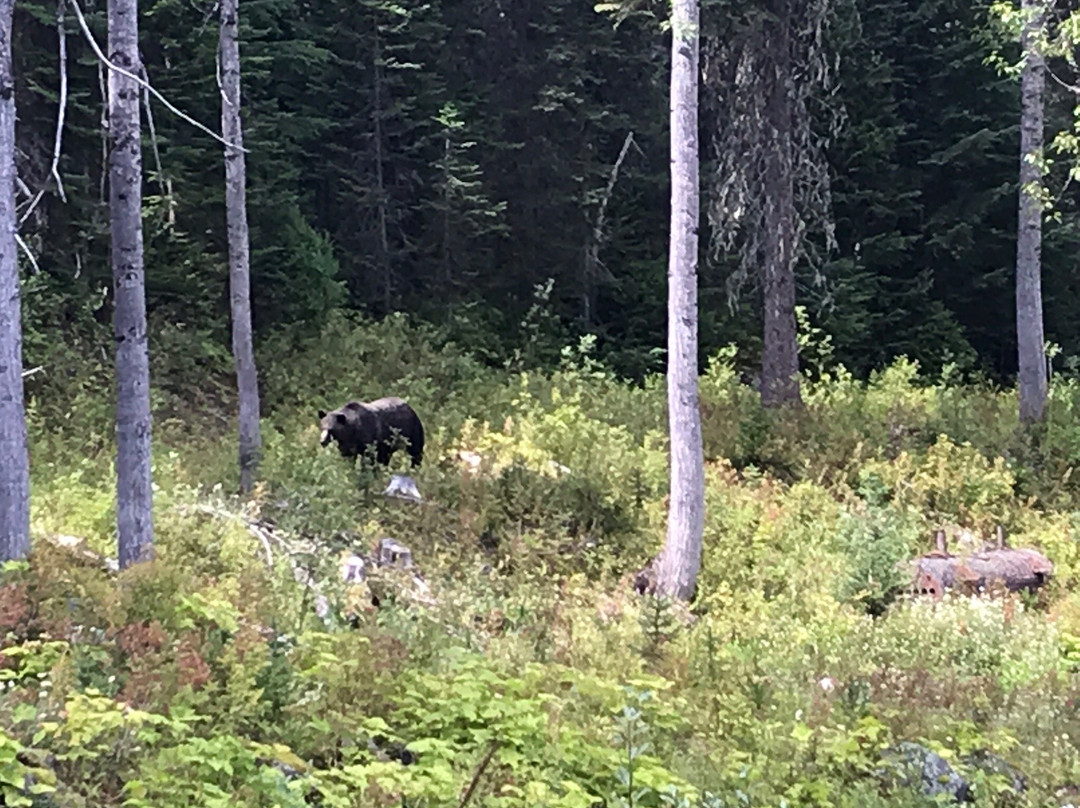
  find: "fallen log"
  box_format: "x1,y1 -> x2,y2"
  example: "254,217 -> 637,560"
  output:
910,529 -> 1052,599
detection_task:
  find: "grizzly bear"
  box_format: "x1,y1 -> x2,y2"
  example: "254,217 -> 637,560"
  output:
317,397 -> 424,468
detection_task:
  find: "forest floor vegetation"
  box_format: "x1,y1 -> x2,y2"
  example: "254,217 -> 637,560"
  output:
7,313 -> 1080,806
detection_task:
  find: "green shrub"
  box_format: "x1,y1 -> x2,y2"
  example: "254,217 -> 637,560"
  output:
834,502 -> 922,616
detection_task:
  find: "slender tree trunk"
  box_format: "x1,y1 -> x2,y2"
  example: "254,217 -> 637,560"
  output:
1016,0 -> 1047,424
442,137 -> 451,291
759,2 -> 801,409
654,0 -> 704,601
0,0 -> 29,561
220,0 -> 261,494
109,0 -> 153,568
373,24 -> 391,312
582,244 -> 595,325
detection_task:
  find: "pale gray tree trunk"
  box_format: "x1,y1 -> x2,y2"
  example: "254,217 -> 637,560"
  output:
760,1 -> 801,408
220,0 -> 261,493
109,0 -> 154,568
1016,0 -> 1047,424
0,0 -> 29,561
654,0 -> 704,601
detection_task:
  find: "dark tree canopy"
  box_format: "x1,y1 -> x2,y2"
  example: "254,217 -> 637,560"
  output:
8,0 -> 1080,391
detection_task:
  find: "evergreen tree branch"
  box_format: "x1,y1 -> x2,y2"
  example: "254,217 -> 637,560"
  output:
69,0 -> 248,153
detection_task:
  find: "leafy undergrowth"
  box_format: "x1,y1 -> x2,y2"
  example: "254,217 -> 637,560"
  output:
11,315 -> 1080,806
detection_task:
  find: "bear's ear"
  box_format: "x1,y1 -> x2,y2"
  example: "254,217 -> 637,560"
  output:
334,412 -> 348,424
317,409 -> 327,419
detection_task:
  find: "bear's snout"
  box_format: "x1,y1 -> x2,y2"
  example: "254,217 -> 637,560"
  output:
320,429 -> 332,446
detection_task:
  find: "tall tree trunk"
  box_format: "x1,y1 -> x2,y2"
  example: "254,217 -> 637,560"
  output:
1016,0 -> 1047,424
373,24 -> 391,312
109,0 -> 153,568
654,0 -> 704,601
0,0 -> 29,561
220,0 -> 262,494
759,2 -> 801,409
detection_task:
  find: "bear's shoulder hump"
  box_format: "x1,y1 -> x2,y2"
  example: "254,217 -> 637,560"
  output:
367,396 -> 408,410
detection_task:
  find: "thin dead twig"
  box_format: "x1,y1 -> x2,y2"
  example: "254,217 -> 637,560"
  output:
458,740 -> 500,808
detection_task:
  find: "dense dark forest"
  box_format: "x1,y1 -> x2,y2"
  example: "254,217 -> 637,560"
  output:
11,0 -> 1074,386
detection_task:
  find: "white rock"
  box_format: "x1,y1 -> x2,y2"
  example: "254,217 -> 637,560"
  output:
457,450 -> 483,474
341,554 -> 367,583
383,474 -> 422,502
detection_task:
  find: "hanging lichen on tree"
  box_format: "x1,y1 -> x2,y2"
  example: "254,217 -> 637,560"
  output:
703,0 -> 847,406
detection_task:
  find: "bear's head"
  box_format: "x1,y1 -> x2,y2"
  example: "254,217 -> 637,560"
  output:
317,409 -> 347,447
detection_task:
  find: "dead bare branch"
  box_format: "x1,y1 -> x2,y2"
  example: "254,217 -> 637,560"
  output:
69,0 -> 248,153
51,2 -> 68,203
582,130 -> 635,321
592,131 -> 635,257
19,0 -> 69,226
141,66 -> 163,189
15,234 -> 39,274
458,740 -> 500,808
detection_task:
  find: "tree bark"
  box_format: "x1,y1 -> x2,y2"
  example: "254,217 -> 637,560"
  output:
653,0 -> 704,601
220,0 -> 262,494
0,0 -> 29,561
109,0 -> 154,568
1016,0 -> 1047,424
759,1 -> 801,409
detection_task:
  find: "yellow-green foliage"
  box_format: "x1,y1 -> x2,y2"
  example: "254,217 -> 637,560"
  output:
11,319 -> 1080,806
859,435 -> 1019,533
